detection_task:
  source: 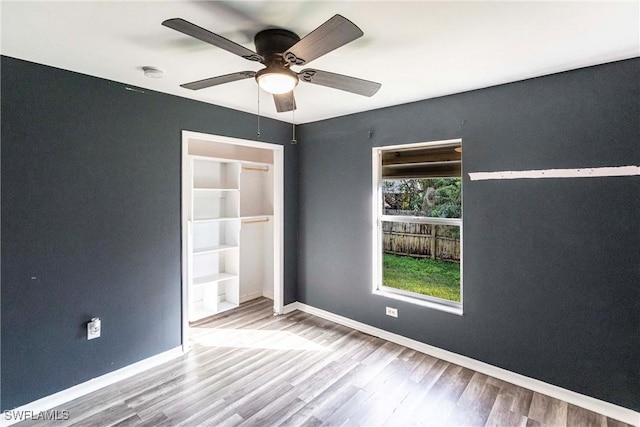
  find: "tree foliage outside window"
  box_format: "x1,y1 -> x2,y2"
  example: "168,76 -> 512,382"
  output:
383,178 -> 461,218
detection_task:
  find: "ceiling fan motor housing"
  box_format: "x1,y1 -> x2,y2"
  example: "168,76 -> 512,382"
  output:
254,29 -> 300,63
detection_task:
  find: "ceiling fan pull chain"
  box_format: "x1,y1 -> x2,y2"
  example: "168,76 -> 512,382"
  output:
257,86 -> 261,137
291,122 -> 296,144
291,98 -> 297,144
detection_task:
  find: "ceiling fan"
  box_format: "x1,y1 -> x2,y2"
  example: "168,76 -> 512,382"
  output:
162,14 -> 381,113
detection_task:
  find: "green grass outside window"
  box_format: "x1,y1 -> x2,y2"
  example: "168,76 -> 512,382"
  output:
383,254 -> 460,302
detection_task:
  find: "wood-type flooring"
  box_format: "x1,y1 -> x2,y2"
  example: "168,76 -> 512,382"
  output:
15,298 -> 633,426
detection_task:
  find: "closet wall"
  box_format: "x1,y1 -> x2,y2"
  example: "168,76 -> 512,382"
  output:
240,164 -> 274,301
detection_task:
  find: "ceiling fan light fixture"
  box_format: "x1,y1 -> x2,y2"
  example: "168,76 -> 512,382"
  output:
255,66 -> 298,95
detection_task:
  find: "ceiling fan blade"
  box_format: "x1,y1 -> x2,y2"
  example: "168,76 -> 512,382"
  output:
181,71 -> 256,90
162,18 -> 263,62
283,15 -> 363,66
299,69 -> 381,97
273,92 -> 296,113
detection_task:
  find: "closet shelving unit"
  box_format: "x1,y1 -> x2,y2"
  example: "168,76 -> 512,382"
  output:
188,156 -> 241,321
187,157 -> 274,322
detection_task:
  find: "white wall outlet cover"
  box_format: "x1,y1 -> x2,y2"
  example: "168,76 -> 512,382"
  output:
386,307 -> 398,318
87,317 -> 101,340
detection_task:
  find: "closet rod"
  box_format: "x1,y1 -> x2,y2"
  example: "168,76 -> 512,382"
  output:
242,217 -> 270,224
242,165 -> 269,172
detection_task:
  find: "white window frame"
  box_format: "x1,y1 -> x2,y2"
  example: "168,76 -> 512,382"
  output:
372,139 -> 463,316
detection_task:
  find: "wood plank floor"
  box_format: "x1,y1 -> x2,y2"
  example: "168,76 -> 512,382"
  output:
16,298 -> 632,427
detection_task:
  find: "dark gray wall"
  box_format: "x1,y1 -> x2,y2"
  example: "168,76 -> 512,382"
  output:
297,58 -> 639,410
2,54 -> 638,412
0,56 -> 297,410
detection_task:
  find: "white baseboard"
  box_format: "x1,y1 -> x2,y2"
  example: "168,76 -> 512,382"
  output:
282,301 -> 299,314
290,302 -> 639,426
239,291 -> 274,304
239,291 -> 264,303
0,346 -> 184,427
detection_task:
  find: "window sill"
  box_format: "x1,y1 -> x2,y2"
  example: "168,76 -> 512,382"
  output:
373,289 -> 464,316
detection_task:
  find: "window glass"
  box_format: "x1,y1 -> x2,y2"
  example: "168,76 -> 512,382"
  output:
375,142 -> 462,309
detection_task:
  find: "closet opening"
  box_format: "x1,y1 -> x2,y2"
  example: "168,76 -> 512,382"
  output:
180,131 -> 284,351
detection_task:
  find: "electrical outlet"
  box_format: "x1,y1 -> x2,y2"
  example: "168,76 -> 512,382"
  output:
87,317 -> 101,340
386,307 -> 398,318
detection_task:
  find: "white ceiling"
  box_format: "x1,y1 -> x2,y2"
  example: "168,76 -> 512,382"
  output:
1,1 -> 638,124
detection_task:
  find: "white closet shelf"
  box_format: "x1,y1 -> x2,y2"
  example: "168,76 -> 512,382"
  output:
193,245 -> 238,255
241,164 -> 270,172
191,155 -> 238,163
192,217 -> 239,223
193,188 -> 239,192
193,273 -> 238,286
217,301 -> 237,313
241,215 -> 273,222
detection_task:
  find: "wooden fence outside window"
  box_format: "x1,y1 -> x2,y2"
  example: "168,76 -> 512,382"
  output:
382,221 -> 460,262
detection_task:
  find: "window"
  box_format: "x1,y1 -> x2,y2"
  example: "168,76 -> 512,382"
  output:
372,140 -> 463,314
